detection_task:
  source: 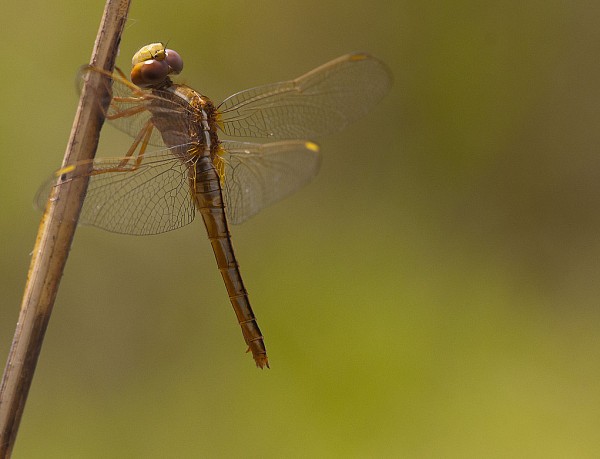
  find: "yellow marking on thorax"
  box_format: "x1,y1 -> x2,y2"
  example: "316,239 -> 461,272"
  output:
213,147 -> 227,185
215,112 -> 225,131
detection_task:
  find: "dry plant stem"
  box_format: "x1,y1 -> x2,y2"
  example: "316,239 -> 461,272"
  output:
0,0 -> 131,456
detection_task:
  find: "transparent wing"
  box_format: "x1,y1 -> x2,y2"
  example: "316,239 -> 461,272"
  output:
217,52 -> 392,139
77,66 -> 193,147
35,146 -> 197,235
220,140 -> 321,224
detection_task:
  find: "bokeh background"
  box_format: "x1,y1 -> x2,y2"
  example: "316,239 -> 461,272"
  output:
1,0 -> 600,457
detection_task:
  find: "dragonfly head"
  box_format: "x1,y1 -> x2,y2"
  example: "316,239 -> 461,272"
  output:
131,43 -> 184,88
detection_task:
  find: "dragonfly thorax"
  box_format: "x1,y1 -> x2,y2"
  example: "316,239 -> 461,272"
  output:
148,84 -> 219,158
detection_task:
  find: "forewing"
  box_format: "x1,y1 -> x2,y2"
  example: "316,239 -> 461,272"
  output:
35,146 -> 197,235
77,66 -> 192,147
220,140 -> 321,224
217,52 -> 392,139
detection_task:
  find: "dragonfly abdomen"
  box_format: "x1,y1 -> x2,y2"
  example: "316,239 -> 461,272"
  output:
192,155 -> 269,368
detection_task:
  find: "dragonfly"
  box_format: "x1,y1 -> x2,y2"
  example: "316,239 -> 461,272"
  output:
36,43 -> 392,368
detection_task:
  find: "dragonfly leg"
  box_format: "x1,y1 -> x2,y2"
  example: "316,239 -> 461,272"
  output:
88,121 -> 154,176
82,65 -> 144,93
82,65 -> 156,117
119,120 -> 153,168
114,66 -> 130,81
106,104 -> 147,120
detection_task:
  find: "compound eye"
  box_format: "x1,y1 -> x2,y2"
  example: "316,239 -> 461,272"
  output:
165,49 -> 183,74
131,59 -> 169,87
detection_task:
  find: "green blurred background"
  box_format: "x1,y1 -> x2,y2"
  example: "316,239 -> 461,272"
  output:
1,0 -> 599,457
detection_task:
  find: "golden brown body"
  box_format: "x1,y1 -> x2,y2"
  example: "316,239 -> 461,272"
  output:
151,84 -> 268,368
